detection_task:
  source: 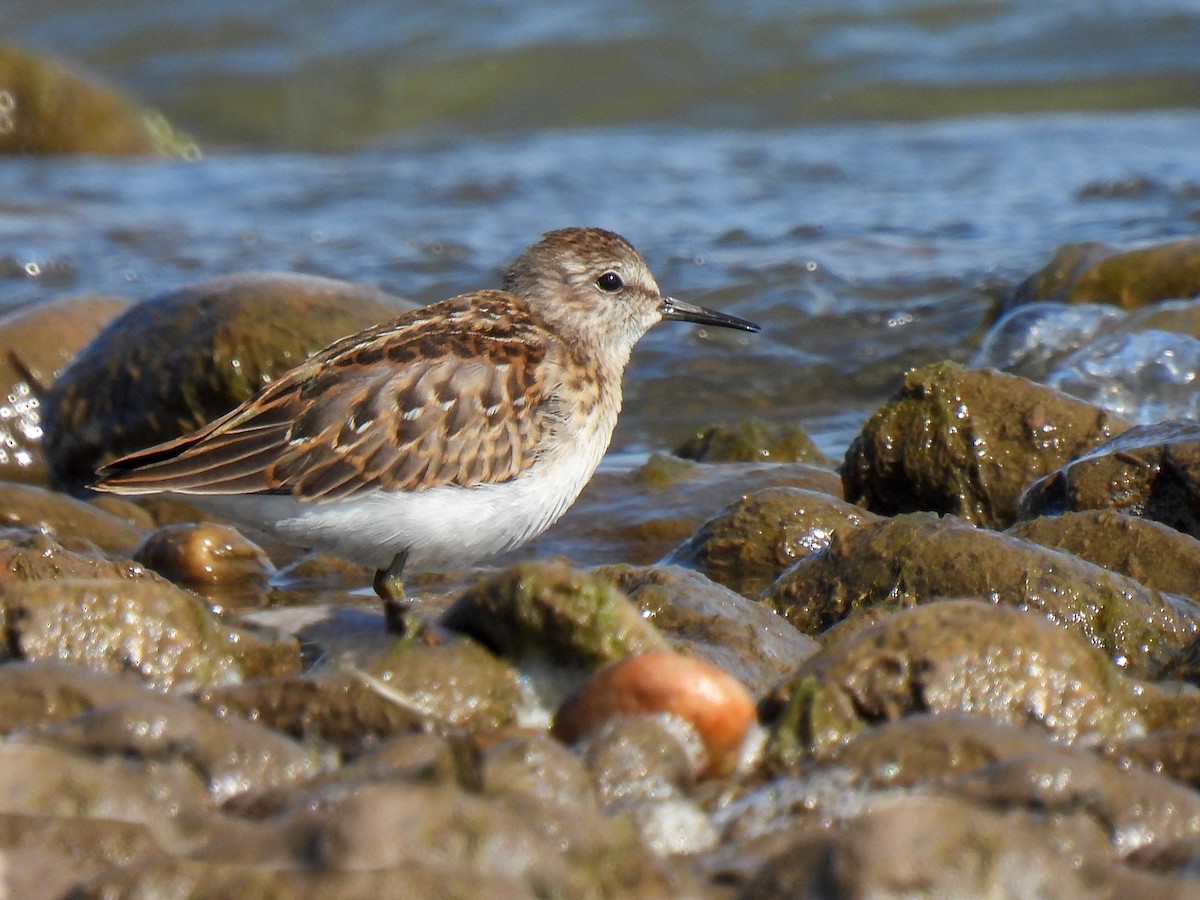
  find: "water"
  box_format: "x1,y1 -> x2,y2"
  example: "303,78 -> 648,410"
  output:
4,0 -> 1200,459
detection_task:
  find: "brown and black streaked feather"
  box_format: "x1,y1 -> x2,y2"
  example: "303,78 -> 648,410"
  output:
96,291 -> 564,502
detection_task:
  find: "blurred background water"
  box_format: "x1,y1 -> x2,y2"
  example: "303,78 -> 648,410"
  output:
4,0 -> 1200,459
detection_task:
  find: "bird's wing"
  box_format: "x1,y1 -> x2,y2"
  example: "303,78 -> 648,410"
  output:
95,292 -> 563,500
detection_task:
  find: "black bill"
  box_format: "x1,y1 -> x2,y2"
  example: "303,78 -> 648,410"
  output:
660,297 -> 761,333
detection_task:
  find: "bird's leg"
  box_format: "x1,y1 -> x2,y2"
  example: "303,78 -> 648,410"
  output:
375,550 -> 413,633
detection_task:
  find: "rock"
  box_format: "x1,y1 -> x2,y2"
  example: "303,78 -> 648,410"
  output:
1009,509 -> 1200,602
0,577 -> 301,691
0,531 -> 155,583
508,457 -> 842,568
739,795 -> 1121,899
674,419 -> 829,465
478,733 -> 598,810
43,272 -> 410,492
440,560 -> 670,675
595,563 -> 818,695
0,294 -> 130,484
33,696 -> 330,802
0,661 -> 157,734
761,601 -> 1145,765
1019,419 -> 1200,537
0,481 -> 145,555
1010,238 -> 1200,310
764,512 -> 1200,677
665,487 -> 877,597
133,522 -> 275,594
0,45 -> 197,156
553,652 -> 756,776
842,361 -> 1130,529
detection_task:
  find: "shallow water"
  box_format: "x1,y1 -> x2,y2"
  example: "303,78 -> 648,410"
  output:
5,2 -> 1200,459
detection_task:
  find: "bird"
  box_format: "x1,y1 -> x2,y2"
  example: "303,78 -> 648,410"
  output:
94,227 -> 760,602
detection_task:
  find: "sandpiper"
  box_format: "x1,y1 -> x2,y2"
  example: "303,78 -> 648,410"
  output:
95,228 -> 760,600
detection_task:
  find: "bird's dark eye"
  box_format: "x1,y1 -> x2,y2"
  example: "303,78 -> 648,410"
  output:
596,272 -> 623,293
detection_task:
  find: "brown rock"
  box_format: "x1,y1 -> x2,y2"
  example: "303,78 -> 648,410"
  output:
0,482 -> 145,555
0,294 -> 129,484
674,419 -> 830,465
133,522 -> 274,594
762,601 -> 1145,765
765,512 -> 1200,678
842,361 -> 1130,529
666,487 -> 877,597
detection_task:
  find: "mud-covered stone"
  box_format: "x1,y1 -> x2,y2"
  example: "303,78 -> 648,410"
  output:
1010,508 -> 1200,602
0,482 -> 145,555
595,564 -> 817,694
440,560 -> 670,671
674,419 -> 829,465
765,512 -> 1200,677
0,294 -> 130,484
740,795 -> 1120,899
479,733 -> 597,810
33,696 -> 330,802
665,487 -> 877,597
1010,238 -> 1200,310
512,457 -> 842,567
0,661 -> 157,734
199,640 -> 522,755
0,45 -> 197,156
43,272 -> 410,492
842,361 -> 1130,529
1019,419 -> 1200,537
0,577 -> 301,691
762,601 -> 1145,765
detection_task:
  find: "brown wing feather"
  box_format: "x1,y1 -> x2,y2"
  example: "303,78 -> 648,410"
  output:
96,292 -> 561,501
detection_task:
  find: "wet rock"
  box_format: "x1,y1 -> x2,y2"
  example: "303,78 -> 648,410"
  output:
43,272 -> 410,492
0,530 -> 155,583
33,696 -> 330,802
199,639 -> 523,755
1010,508 -> 1200,602
595,563 -> 818,695
0,481 -> 145,555
765,512 -> 1200,677
842,361 -> 1130,529
479,733 -> 597,810
0,294 -> 130,484
440,560 -> 670,675
0,45 -> 197,156
133,522 -> 274,594
553,652 -> 756,776
0,577 -> 301,691
674,419 -> 830,465
1011,238 -> 1200,310
1019,419 -> 1200,538
739,795 -> 1120,899
953,748 -> 1200,856
665,487 -> 877,597
511,457 -> 842,567
0,661 -> 158,734
761,601 -> 1145,765
1101,729 -> 1200,792
0,814 -> 169,900
821,713 -> 1066,789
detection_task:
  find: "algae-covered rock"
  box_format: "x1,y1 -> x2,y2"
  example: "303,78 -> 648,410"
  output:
1010,508 -> 1200,602
0,578 -> 300,691
762,601 -> 1145,765
764,512 -> 1199,677
440,560 -> 670,670
674,419 -> 830,465
0,45 -> 197,157
1011,238 -> 1200,310
1019,419 -> 1200,538
0,294 -> 130,484
842,362 -> 1129,529
666,487 -> 876,597
595,563 -> 817,694
43,272 -> 410,492
0,482 -> 145,555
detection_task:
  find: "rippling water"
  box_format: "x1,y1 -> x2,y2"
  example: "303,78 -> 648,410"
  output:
5,1 -> 1200,458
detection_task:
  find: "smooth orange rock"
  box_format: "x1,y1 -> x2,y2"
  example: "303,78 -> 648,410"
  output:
553,651 -> 756,775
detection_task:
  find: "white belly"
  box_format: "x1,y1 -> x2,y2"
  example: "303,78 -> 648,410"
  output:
177,432 -> 608,572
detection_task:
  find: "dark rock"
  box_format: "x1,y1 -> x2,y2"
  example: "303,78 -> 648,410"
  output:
674,419 -> 830,465
842,361 -> 1129,529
